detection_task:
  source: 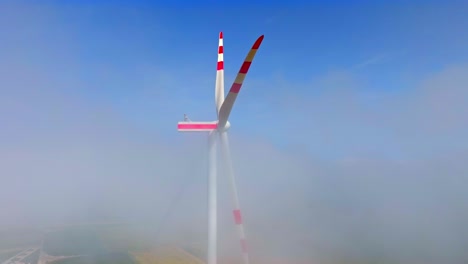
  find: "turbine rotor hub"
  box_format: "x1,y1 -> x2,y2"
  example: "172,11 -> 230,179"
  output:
218,120 -> 231,132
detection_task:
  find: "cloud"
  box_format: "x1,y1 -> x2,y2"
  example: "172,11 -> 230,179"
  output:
0,2 -> 467,264
352,54 -> 391,70
215,65 -> 468,262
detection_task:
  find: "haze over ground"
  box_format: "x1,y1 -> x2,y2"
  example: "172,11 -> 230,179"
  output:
1,1 -> 467,263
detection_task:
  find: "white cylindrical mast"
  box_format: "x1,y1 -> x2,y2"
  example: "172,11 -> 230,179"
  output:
207,131 -> 217,264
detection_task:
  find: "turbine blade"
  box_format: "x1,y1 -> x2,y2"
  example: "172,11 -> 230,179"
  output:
219,132 -> 250,264
215,32 -> 225,115
218,35 -> 264,129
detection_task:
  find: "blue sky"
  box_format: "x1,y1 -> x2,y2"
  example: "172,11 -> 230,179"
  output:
2,1 -> 467,160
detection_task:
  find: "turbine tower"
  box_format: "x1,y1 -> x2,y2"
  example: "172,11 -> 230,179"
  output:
177,32 -> 264,264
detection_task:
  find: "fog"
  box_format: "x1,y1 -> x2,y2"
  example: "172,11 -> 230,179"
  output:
1,2 -> 468,264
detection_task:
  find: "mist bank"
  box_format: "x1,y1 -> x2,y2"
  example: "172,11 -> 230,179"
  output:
1,2 -> 468,264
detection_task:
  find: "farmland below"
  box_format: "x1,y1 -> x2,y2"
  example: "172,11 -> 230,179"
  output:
0,249 -> 23,262
41,225 -> 138,264
0,228 -> 42,250
43,227 -> 104,256
0,224 -> 205,264
52,252 -> 136,264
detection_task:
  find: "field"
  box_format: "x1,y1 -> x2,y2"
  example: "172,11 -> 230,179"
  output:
131,246 -> 204,264
97,225 -> 157,252
0,249 -> 23,262
40,224 -> 204,264
52,252 -> 136,264
21,249 -> 41,264
0,228 -> 42,263
0,224 -> 205,264
43,227 -> 104,256
0,228 -> 42,250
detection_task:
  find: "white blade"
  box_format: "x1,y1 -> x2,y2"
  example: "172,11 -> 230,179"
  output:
218,35 -> 264,129
219,131 -> 250,264
215,32 -> 225,115
207,131 -> 218,264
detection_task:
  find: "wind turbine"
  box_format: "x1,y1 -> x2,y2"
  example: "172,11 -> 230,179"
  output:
177,32 -> 264,264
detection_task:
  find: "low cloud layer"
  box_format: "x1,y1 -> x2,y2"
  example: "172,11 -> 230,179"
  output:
1,2 -> 467,264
